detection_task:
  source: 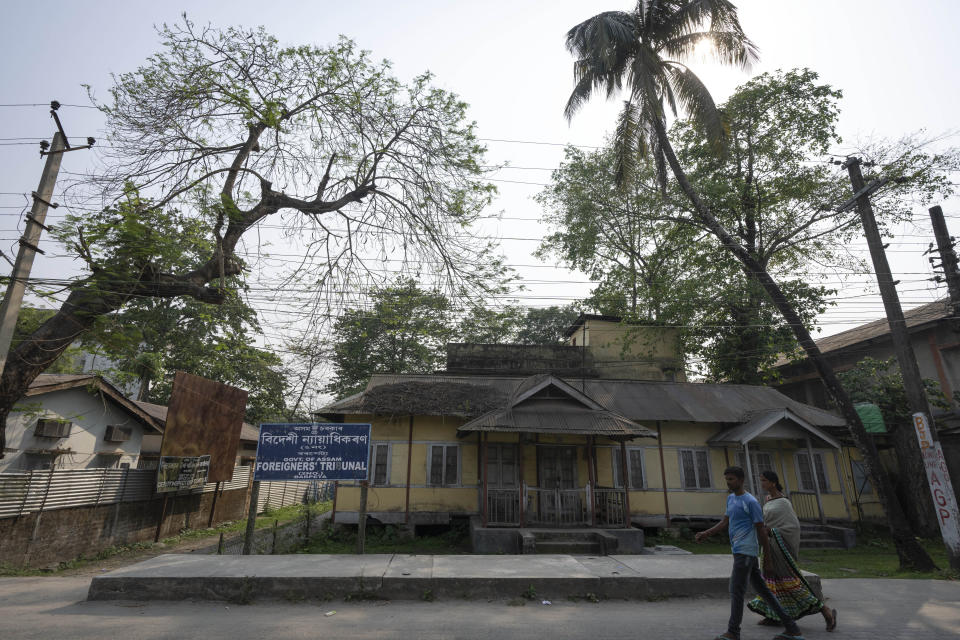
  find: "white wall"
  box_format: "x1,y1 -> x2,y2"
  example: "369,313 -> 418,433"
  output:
1,387 -> 152,472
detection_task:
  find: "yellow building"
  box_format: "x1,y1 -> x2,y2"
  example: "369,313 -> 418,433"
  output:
320,316 -> 871,546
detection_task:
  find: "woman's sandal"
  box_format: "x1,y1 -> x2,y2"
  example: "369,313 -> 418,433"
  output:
826,608 -> 838,632
771,635 -> 805,640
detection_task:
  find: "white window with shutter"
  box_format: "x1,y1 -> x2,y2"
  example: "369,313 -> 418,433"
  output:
427,444 -> 460,487
795,451 -> 830,492
369,442 -> 391,486
678,448 -> 712,489
612,447 -> 645,489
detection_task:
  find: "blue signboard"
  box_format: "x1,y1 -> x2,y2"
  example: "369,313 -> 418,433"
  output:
253,423 -> 371,481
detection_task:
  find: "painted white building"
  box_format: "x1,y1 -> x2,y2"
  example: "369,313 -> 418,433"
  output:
0,374 -> 163,472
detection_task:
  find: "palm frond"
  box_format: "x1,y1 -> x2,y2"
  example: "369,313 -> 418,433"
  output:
703,29 -> 758,69
627,44 -> 670,116
665,63 -> 725,149
656,0 -> 734,36
564,12 -> 639,119
565,55 -> 631,120
565,11 -> 636,60
613,99 -> 645,188
653,0 -> 758,69
565,61 -> 598,120
659,30 -> 710,59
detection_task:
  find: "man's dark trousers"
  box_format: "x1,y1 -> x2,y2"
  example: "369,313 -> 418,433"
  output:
728,553 -> 801,638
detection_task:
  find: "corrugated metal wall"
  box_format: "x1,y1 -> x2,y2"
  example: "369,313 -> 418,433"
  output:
0,466 -> 324,519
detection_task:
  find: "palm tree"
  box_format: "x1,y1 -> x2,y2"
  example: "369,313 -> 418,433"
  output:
564,0 -> 934,571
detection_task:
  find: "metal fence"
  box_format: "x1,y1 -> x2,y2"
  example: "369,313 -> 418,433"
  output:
213,507 -> 328,555
0,465 -> 330,520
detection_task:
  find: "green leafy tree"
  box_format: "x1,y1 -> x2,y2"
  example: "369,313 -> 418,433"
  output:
838,358 -> 950,538
325,279 -> 457,398
563,0 -> 935,568
513,305 -> 581,345
537,147 -> 703,322
457,304 -> 580,345
0,18 -> 498,453
88,292 -> 286,424
12,308 -> 84,374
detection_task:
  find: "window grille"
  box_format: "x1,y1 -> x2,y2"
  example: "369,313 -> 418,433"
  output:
679,448 -> 712,489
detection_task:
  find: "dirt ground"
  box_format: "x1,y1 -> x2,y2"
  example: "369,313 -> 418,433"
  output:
53,531 -> 234,577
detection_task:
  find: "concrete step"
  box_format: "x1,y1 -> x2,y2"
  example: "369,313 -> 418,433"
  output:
534,540 -> 602,555
531,530 -> 599,541
800,532 -> 837,541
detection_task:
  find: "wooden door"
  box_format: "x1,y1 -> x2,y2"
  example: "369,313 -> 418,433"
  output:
537,446 -> 583,525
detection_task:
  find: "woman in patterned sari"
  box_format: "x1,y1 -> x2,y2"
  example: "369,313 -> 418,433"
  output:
748,470 -> 838,632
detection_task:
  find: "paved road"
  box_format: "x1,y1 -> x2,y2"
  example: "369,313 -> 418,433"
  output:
1,577 -> 957,639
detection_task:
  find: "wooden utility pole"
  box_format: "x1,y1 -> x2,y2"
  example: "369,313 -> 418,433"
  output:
0,133 -> 65,374
928,206 -> 960,317
844,158 -> 959,567
356,480 -> 368,554
843,157 -> 933,421
242,480 -> 260,555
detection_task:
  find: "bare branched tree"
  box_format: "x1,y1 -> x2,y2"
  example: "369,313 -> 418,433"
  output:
0,17 -> 503,455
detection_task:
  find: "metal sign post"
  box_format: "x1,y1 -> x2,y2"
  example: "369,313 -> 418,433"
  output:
913,413 -> 960,570
250,423 -> 372,554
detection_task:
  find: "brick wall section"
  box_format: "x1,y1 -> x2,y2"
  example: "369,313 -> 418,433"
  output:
0,486 -> 251,569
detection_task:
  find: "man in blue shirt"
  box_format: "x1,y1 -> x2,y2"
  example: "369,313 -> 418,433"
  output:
695,466 -> 804,640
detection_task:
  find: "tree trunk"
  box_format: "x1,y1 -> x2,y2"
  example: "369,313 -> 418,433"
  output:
890,419 -> 941,538
650,116 -> 936,571
0,285 -> 127,456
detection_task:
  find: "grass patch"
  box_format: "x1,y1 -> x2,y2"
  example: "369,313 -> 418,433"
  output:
0,501 -> 332,576
652,530 -> 958,580
162,501 -> 332,546
299,520 -> 470,555
797,539 -> 957,580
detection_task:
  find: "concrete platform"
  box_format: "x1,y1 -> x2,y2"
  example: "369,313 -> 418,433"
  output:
86,553 -> 821,603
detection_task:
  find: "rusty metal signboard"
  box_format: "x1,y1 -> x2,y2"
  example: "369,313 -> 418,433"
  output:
159,372 -> 248,483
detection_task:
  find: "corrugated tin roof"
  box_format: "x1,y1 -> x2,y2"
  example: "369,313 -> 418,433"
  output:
26,373 -> 94,389
774,299 -> 950,367
25,373 -> 163,433
320,373 -> 845,428
459,401 -> 657,438
706,409 -> 841,448
133,400 -> 259,442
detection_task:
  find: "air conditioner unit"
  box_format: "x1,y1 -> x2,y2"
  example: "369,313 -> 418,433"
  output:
34,419 -> 72,438
104,425 -> 132,442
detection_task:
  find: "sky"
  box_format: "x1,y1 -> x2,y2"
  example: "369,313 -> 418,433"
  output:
1,0 -> 959,390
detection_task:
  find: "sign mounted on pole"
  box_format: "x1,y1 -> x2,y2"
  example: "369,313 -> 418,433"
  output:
253,423 -> 371,481
912,413 -> 960,569
157,455 -> 211,492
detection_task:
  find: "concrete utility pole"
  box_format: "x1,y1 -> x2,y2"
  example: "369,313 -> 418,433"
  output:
842,158 -> 960,569
0,102 -> 94,377
0,132 -> 65,375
